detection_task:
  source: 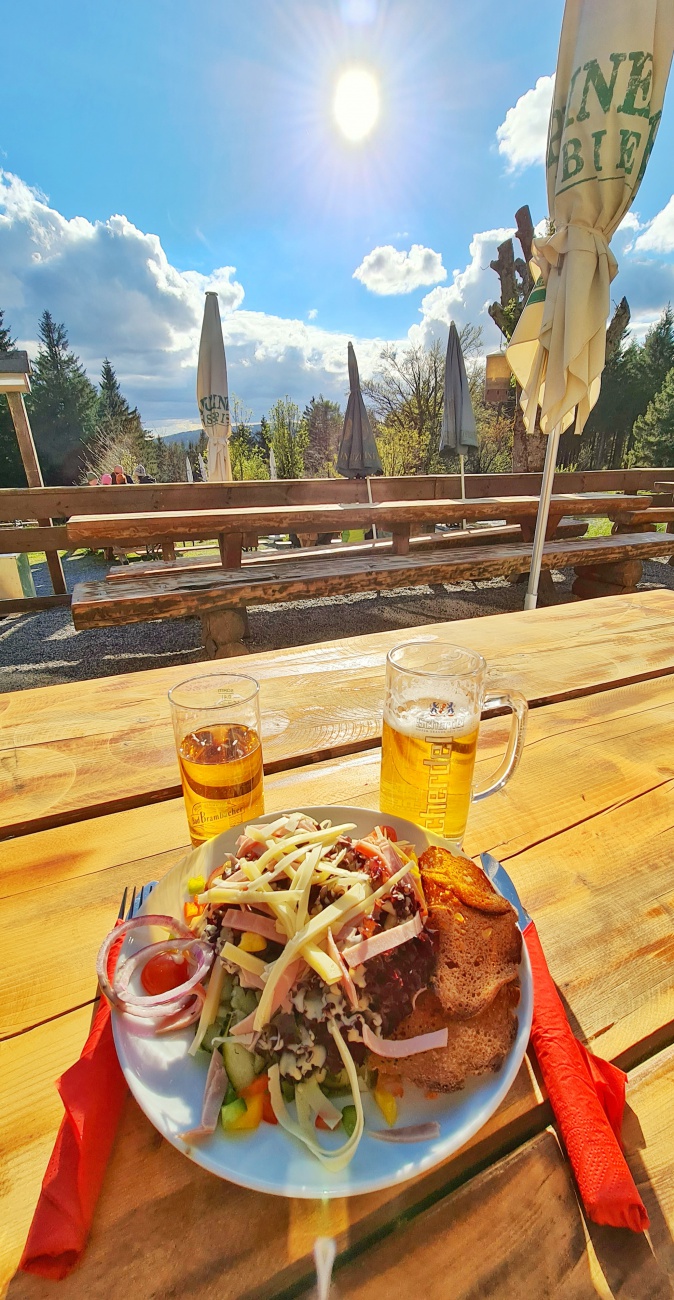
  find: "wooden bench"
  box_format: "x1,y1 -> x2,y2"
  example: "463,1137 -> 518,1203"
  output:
71,531 -> 674,657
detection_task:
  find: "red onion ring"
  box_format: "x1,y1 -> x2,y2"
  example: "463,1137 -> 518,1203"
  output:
154,985 -> 207,1034
96,914 -> 209,1015
114,937 -> 211,1004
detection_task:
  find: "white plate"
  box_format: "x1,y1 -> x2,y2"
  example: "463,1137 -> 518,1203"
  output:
112,806 -> 532,1199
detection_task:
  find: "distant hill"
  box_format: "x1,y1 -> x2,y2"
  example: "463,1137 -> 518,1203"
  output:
155,423 -> 263,447
154,429 -> 202,447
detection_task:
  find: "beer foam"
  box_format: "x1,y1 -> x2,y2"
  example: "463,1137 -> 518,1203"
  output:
384,695 -> 479,739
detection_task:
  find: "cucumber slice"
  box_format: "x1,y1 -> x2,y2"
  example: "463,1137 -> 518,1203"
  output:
222,1040 -> 257,1093
221,1098 -> 247,1130
341,1104 -> 357,1137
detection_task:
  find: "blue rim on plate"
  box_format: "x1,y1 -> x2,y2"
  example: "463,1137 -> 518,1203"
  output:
112,806 -> 533,1199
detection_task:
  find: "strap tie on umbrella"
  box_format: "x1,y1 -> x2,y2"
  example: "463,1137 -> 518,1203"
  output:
532,224 -> 617,285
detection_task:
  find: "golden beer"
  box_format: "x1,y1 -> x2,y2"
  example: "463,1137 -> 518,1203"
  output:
178,723 -> 264,846
380,704 -> 479,843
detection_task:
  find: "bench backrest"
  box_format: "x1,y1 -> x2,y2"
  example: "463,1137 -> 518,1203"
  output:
1,468 -> 672,526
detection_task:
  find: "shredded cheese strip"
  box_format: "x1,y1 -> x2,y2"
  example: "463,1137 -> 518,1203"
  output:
220,942 -> 266,978
268,1023 -> 364,1171
188,959 -> 225,1057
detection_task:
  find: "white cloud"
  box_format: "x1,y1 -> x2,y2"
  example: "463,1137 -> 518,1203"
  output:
0,169 -> 394,423
307,308 -> 318,319
634,195 -> 674,254
496,75 -> 554,172
353,243 -> 446,295
409,228 -> 514,350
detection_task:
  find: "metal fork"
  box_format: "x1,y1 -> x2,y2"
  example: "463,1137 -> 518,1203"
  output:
118,881 -> 157,922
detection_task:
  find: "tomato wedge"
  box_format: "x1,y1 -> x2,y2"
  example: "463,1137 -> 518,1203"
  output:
140,951 -> 191,995
378,825 -> 398,842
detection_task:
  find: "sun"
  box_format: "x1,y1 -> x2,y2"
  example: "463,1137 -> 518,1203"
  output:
333,67 -> 380,141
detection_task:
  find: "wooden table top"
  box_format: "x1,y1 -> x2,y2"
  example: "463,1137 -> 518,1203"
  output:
2,588 -> 674,1298
66,493 -> 651,546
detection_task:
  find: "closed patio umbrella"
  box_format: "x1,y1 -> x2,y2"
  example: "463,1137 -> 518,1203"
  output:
440,321 -> 478,516
197,292 -> 232,482
185,456 -> 194,483
336,343 -> 383,478
507,0 -> 674,609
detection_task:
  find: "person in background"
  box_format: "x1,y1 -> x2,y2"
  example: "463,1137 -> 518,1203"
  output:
112,465 -> 133,485
86,473 -> 99,486
100,473 -> 113,485
133,464 -> 155,484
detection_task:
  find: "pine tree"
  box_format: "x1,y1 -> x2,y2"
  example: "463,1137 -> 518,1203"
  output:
98,358 -> 131,424
302,395 -> 342,476
630,366 -> 674,467
26,311 -> 99,484
0,309 -> 26,487
83,358 -> 157,481
269,397 -> 308,479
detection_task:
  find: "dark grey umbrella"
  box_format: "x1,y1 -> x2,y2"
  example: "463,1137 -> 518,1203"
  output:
440,322 -> 477,505
336,342 -> 383,478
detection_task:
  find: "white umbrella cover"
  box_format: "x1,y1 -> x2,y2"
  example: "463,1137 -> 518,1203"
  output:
507,0 -> 674,609
197,292 -> 232,482
185,456 -> 194,483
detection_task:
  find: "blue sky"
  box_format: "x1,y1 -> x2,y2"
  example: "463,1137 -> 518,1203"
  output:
2,0 -> 674,428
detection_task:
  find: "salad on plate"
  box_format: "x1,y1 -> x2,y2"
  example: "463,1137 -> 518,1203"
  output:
98,811 -> 522,1172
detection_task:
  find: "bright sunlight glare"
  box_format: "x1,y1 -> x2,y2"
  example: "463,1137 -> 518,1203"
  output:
333,67 -> 380,141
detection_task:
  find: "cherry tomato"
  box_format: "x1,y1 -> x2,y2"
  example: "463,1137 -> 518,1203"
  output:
140,951 -> 190,995
315,1114 -> 331,1131
379,825 -> 398,841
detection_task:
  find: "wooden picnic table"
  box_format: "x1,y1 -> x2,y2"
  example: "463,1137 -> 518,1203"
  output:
2,587 -> 674,1298
66,493 -> 653,561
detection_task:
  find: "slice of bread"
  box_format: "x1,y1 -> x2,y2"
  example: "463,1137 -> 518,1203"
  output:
370,985 -> 520,1093
418,846 -> 522,1018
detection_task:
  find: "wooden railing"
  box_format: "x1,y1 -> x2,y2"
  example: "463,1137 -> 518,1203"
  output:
1,469 -> 673,613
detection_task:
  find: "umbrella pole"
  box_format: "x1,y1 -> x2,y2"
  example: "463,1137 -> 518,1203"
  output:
366,476 -> 378,547
524,423 -> 561,611
460,454 -> 467,531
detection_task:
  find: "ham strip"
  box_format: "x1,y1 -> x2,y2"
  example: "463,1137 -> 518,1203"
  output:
361,1021 -> 448,1059
238,967 -> 265,990
231,1009 -> 257,1036
343,912 -> 424,967
223,910 -> 285,944
326,929 -> 359,1009
179,1046 -> 229,1142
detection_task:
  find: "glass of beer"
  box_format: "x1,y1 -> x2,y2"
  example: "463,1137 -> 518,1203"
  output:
168,673 -> 264,846
380,641 -> 527,846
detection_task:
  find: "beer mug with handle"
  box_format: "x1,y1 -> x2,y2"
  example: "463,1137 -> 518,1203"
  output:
380,640 -> 527,846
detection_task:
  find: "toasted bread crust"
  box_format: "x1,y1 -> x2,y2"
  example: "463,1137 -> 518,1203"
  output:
418,846 -> 521,1019
370,985 -> 520,1093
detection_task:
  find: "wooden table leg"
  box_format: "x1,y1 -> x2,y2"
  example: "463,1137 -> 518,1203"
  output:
391,525 -> 411,556
218,532 -> 243,568
201,606 -> 250,658
161,542 -> 176,562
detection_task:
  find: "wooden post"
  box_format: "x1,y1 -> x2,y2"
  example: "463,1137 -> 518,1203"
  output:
5,391 -> 66,595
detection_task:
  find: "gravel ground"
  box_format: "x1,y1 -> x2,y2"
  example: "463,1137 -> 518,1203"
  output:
1,547 -> 673,693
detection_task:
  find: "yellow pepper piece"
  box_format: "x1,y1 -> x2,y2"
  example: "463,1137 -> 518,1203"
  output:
239,931 -> 267,953
374,1087 -> 398,1128
231,1092 -> 264,1131
187,875 -> 206,895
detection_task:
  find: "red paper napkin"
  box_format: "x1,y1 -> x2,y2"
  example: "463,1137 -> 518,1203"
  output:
19,941 -> 128,1279
524,920 -> 648,1233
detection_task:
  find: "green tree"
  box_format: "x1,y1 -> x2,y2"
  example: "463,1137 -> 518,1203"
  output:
83,358 -> 157,480
364,327 -> 482,476
26,311 -> 98,484
269,397 -> 308,478
228,396 -> 269,480
0,309 -> 27,488
302,395 -> 342,476
630,366 -> 674,467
